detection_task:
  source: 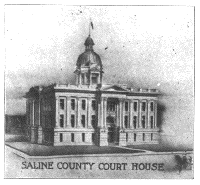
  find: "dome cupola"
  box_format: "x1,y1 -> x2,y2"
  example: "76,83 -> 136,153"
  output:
74,35 -> 103,87
84,35 -> 95,49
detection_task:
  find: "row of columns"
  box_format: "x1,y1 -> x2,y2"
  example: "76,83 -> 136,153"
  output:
99,98 -> 124,129
56,97 -> 95,128
99,98 -> 157,130
27,97 -> 43,128
77,72 -> 100,85
55,96 -> 157,129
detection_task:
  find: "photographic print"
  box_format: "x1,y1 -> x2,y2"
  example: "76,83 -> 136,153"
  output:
4,5 -> 194,179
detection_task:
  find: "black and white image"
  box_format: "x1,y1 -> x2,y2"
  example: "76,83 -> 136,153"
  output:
4,5 -> 194,178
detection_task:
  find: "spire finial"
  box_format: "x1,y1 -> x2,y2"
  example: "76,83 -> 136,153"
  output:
89,18 -> 94,36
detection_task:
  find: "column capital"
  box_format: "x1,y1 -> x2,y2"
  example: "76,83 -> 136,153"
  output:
101,97 -> 108,101
38,125 -> 43,130
87,97 -> 93,101
119,98 -> 125,103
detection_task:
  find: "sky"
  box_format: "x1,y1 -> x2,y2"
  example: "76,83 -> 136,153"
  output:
5,5 -> 194,148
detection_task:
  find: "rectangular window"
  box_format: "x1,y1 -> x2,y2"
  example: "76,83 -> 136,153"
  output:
60,99 -> 64,110
124,115 -> 128,128
82,100 -> 86,110
134,133 -> 137,141
143,133 -> 145,141
151,133 -> 153,141
60,133 -> 63,142
71,133 -> 74,142
92,100 -> 96,110
91,115 -> 96,128
150,116 -> 154,128
82,133 -> 85,142
125,101 -> 129,111
92,76 -> 97,84
59,114 -> 64,128
150,102 -> 154,111
126,133 -> 128,142
133,116 -> 137,129
81,115 -> 86,127
91,74 -> 98,84
142,116 -> 145,128
134,102 -> 138,111
71,114 -> 75,128
71,99 -> 75,110
108,102 -> 115,112
142,102 -> 146,111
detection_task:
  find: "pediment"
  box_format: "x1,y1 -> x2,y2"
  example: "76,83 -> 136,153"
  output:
101,85 -> 129,92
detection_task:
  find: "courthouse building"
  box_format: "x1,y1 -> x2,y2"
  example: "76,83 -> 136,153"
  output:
25,34 -> 160,146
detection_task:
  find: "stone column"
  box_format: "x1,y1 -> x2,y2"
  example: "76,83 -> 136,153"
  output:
147,100 -> 150,129
99,97 -> 108,146
38,94 -> 43,144
55,96 -> 59,128
66,97 -> 71,127
29,100 -> 32,126
63,98 -> 67,128
121,99 -> 124,128
103,97 -> 107,128
79,74 -> 81,85
116,101 -> 119,127
87,98 -> 92,128
31,99 -> 38,143
32,100 -> 35,126
154,101 -> 157,128
76,75 -> 78,85
100,72 -> 103,84
76,97 -> 80,127
38,97 -> 41,127
118,99 -> 126,146
26,100 -> 29,125
138,100 -> 142,128
26,100 -> 30,140
130,100 -> 133,129
145,100 -> 148,129
97,74 -> 99,84
90,73 -> 92,86
119,99 -> 123,128
98,98 -> 104,128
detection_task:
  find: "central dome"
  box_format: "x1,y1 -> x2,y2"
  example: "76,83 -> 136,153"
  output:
76,50 -> 102,68
76,35 -> 102,69
74,34 -> 103,86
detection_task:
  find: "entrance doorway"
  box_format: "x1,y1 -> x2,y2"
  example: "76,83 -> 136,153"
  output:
107,116 -> 116,143
108,126 -> 115,143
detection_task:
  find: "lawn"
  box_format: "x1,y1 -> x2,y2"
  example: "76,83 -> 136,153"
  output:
126,144 -> 193,152
5,142 -> 145,156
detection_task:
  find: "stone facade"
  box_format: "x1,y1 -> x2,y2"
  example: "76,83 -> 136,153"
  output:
25,34 -> 160,146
